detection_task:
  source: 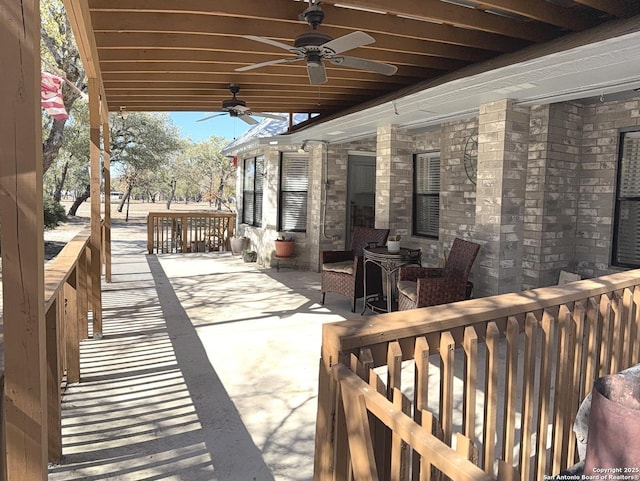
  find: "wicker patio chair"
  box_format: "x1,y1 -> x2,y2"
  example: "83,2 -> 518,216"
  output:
321,227 -> 389,312
397,238 -> 480,311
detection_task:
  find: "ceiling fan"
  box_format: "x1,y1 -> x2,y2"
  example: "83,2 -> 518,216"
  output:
235,2 -> 397,85
197,84 -> 287,125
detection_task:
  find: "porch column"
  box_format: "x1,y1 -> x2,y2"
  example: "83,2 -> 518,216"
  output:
523,103 -> 581,289
89,77 -> 103,336
474,99 -> 530,296
1,0 -> 48,478
375,125 -> 413,236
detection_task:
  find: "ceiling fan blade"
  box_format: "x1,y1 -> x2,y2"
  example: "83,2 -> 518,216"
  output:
235,57 -> 300,72
251,112 -> 288,121
239,114 -> 259,125
307,61 -> 327,85
196,113 -> 226,122
243,35 -> 296,52
329,56 -> 397,76
322,31 -> 375,55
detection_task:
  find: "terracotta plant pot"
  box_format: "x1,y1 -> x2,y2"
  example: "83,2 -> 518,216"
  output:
275,240 -> 295,258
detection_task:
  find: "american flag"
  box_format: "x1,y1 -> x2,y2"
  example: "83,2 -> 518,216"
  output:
41,72 -> 68,120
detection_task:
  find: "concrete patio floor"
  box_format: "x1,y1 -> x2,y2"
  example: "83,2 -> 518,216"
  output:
47,219 -> 363,481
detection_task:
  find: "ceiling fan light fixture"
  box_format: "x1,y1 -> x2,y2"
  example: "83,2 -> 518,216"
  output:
307,53 -> 323,68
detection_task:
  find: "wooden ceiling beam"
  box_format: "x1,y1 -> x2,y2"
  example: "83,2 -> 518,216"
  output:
95,44 -> 468,70
98,60 -> 445,80
101,72 -> 401,89
467,0 -> 595,31
90,13 -> 494,62
88,0 -> 526,52
318,0 -> 559,41
102,82 -> 381,95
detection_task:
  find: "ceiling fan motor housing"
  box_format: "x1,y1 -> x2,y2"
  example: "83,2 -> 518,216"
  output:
222,98 -> 246,110
294,31 -> 332,48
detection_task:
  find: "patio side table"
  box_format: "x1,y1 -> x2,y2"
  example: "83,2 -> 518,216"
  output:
362,246 -> 422,314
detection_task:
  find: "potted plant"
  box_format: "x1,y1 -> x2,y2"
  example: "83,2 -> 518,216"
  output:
242,249 -> 257,263
387,235 -> 401,253
275,234 -> 295,258
230,235 -> 248,255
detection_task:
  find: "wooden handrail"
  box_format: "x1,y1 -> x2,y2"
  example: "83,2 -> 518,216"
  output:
315,268 -> 640,481
1,229 -> 92,465
146,212 -> 236,254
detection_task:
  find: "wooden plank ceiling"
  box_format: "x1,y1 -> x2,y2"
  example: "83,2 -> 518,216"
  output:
89,0 -> 640,119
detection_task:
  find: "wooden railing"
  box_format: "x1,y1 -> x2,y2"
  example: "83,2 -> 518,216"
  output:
147,212 -> 236,254
0,230 -> 92,465
314,269 -> 640,481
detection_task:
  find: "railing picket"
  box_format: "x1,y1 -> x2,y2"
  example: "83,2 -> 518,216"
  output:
388,341 -> 403,398
456,432 -> 479,465
567,301 -> 586,468
622,288 -> 633,368
420,410 -> 444,481
611,290 -> 624,373
519,312 -> 539,481
583,297 -> 600,401
535,309 -> 557,481
340,384 -> 380,481
391,388 -> 411,481
483,322 -> 499,476
502,318 -> 519,467
370,367 -> 391,481
413,337 -> 430,481
463,327 -> 478,445
552,305 -> 573,474
439,332 -> 455,446
598,293 -> 613,377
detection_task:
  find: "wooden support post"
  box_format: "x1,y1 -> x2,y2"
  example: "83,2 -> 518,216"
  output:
46,301 -> 62,463
89,77 -> 103,337
103,117 -> 112,282
0,0 -> 48,478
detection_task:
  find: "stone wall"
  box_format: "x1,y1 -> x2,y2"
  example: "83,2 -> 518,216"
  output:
231,94 -> 640,292
578,97 -> 640,278
523,103 -> 582,289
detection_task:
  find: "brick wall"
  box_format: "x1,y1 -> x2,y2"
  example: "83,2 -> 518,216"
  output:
523,103 -> 582,289
578,97 -> 640,278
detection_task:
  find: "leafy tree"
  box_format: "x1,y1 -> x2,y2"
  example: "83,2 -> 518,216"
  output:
41,0 -> 87,174
179,136 -> 236,210
109,112 -> 182,214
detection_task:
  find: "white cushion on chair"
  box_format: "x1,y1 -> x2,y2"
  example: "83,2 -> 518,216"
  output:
322,260 -> 354,275
397,280 -> 417,302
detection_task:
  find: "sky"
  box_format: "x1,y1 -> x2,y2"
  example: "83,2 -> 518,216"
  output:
169,112 -> 254,143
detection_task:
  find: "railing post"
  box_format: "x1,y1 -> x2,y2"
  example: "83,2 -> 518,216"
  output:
46,300 -> 62,463
313,356 -> 339,481
147,213 -> 154,253
65,268 -> 80,383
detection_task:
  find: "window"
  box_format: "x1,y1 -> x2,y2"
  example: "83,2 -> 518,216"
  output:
242,156 -> 264,227
413,151 -> 440,238
613,129 -> 640,267
279,152 -> 308,232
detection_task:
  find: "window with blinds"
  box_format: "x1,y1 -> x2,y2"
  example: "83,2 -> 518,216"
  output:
413,151 -> 440,238
279,152 -> 309,232
242,156 -> 264,227
613,130 -> 640,267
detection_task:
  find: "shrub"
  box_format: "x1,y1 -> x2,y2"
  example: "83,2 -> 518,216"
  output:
44,198 -> 68,229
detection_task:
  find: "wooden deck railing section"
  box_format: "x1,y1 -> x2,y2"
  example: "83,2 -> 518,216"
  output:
0,229 -> 93,465
147,212 -> 236,254
314,269 -> 640,481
